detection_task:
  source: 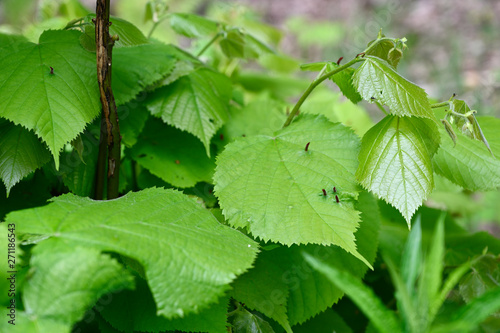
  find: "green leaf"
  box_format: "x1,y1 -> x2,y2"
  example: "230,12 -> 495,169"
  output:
444,99 -> 493,154
128,117 -> 215,188
0,312 -> 69,332
329,63 -> 363,104
236,72 -> 310,100
57,131 -> 99,197
243,33 -> 274,58
146,67 -> 232,157
118,102 -> 150,147
283,191 -> 379,325
231,252 -> 292,333
216,95 -> 285,152
112,43 -> 176,106
431,287 -> 500,333
400,214 -> 422,297
0,30 -> 101,168
220,30 -> 246,58
300,88 -> 373,137
365,39 -> 401,68
0,119 -> 51,196
292,309 -> 353,333
356,115 -> 439,226
170,13 -> 219,38
80,14 -> 149,51
100,278 -> 229,333
22,239 -> 134,326
433,116 -> 500,191
353,56 -> 433,119
230,306 -> 275,333
300,62 -> 328,72
418,213 -> 445,326
459,254 -> 500,303
215,114 -> 370,266
304,253 -> 400,333
8,188 -> 258,318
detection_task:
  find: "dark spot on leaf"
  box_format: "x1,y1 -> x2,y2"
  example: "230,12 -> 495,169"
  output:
220,134 -> 224,141
138,154 -> 146,158
50,67 -> 54,75
335,195 -> 340,203
322,189 -> 327,196
209,118 -> 214,123
305,142 -> 310,151
175,160 -> 180,164
242,134 -> 246,137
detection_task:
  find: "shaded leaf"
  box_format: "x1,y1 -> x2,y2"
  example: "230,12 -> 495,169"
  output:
7,188 -> 258,318
304,253 -> 400,333
22,239 -> 134,325
0,119 -> 51,196
118,102 -> 150,147
231,252 -> 292,333
100,278 -> 228,333
230,306 -> 275,333
128,117 -> 215,188
329,63 -> 363,104
433,116 -> 500,191
57,131 -> 99,197
146,68 -> 232,156
292,308 -> 353,333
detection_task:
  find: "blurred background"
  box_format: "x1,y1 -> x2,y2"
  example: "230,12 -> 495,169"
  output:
1,0 -> 499,233
2,0 -> 500,116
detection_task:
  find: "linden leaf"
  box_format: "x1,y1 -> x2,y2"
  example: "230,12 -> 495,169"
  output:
0,30 -> 101,168
0,119 -> 51,196
353,56 -> 433,119
356,115 -> 440,226
7,188 -> 258,319
215,114 -> 371,267
146,68 -> 231,157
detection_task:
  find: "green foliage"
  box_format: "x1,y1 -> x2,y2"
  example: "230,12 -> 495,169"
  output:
353,56 -> 433,119
6,188 -> 258,323
146,67 -> 231,156
215,114 -> 370,267
356,115 -> 440,226
0,3 -> 499,333
0,30 -> 100,168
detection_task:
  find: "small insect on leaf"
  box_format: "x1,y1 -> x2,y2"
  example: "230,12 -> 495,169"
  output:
335,195 -> 340,203
333,186 -> 336,193
50,66 -> 54,75
322,189 -> 327,196
175,160 -> 180,164
336,57 -> 344,65
305,142 -> 310,151
220,134 -> 224,141
441,119 -> 457,147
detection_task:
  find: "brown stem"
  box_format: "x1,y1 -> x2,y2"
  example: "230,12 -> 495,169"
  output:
95,0 -> 121,199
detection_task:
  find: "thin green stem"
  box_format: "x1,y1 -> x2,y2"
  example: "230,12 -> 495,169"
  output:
431,101 -> 450,109
282,57 -> 363,128
197,32 -> 222,57
375,101 -> 389,116
147,21 -> 160,39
